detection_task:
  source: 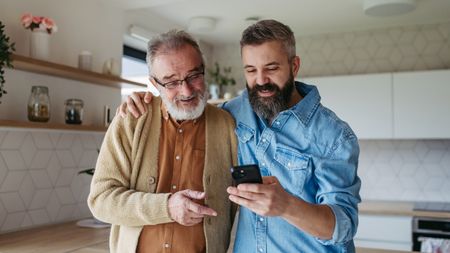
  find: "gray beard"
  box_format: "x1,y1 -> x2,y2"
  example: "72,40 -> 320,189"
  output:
159,90 -> 208,121
248,78 -> 294,122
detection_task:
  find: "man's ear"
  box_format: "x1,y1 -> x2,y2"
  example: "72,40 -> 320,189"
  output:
292,56 -> 301,77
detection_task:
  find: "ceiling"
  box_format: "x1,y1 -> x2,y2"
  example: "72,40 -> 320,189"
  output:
111,0 -> 450,45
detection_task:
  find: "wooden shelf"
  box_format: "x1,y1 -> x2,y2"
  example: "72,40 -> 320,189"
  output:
11,54 -> 146,89
0,120 -> 107,132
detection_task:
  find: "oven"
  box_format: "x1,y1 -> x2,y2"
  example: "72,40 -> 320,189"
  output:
412,216 -> 450,251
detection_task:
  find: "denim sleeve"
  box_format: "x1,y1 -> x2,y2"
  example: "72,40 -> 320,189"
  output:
315,135 -> 361,245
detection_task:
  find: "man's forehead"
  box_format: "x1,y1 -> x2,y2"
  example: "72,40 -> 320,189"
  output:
242,42 -> 288,65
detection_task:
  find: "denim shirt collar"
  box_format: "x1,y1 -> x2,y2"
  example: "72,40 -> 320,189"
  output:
239,81 -> 321,129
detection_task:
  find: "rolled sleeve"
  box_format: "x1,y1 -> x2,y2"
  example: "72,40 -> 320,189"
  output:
315,136 -> 361,245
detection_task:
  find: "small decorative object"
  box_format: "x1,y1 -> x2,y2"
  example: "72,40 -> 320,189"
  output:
21,13 -> 58,60
65,98 -> 84,124
0,21 -> 15,104
28,86 -> 50,122
102,58 -> 119,76
207,62 -> 236,99
209,84 -> 219,100
78,50 -> 92,71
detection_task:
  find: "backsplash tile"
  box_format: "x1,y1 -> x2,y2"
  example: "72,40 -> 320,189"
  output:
359,140 -> 450,202
0,128 -> 103,234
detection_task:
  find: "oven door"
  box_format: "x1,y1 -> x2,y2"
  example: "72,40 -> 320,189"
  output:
412,217 -> 450,251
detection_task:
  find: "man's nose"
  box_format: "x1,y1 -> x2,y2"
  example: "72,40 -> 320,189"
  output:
178,81 -> 194,96
256,71 -> 270,85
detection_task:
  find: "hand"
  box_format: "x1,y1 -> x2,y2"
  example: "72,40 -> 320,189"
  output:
168,189 -> 217,226
227,176 -> 290,217
116,91 -> 154,118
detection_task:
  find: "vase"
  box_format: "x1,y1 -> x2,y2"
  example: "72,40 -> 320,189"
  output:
209,84 -> 220,100
30,29 -> 50,61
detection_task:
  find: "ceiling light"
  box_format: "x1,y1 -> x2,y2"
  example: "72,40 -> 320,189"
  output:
188,17 -> 216,32
364,0 -> 417,17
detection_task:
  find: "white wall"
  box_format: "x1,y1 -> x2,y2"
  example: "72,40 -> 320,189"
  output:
0,0 -> 123,73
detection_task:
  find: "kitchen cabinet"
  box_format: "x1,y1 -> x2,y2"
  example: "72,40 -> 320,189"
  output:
301,69 -> 450,139
355,214 -> 413,251
393,70 -> 450,138
302,73 -> 393,139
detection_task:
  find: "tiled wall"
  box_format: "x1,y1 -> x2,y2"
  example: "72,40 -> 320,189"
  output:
359,140 -> 450,202
0,128 -> 103,234
212,21 -> 450,93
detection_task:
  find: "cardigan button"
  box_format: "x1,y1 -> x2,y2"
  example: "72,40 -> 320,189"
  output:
149,177 -> 156,184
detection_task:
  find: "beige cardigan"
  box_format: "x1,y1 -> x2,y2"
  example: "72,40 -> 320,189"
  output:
88,97 -> 238,253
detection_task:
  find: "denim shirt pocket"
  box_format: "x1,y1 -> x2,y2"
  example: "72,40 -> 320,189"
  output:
235,122 -> 255,143
274,145 -> 311,195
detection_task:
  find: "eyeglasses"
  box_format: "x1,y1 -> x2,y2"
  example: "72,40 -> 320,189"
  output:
153,71 -> 205,90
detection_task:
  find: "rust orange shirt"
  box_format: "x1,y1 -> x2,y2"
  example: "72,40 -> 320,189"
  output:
137,105 -> 206,253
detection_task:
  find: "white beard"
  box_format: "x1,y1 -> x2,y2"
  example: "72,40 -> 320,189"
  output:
159,90 -> 208,121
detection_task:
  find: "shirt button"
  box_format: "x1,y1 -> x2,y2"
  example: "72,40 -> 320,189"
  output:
287,162 -> 291,167
262,138 -> 266,142
175,155 -> 180,160
258,248 -> 263,252
261,162 -> 266,167
164,243 -> 170,248
259,217 -> 264,222
178,129 -> 183,133
172,185 -> 177,189
275,121 -> 280,125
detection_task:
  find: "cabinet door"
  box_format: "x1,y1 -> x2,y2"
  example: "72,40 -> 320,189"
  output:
355,214 -> 412,251
393,70 -> 450,138
302,73 -> 393,139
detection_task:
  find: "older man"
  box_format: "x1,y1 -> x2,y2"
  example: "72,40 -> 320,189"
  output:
119,19 -> 361,253
88,30 -> 237,253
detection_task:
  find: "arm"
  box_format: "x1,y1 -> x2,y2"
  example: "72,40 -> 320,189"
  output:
227,136 -> 360,243
88,113 -> 217,227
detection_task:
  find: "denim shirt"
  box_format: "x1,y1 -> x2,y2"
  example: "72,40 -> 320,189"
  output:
221,82 -> 361,253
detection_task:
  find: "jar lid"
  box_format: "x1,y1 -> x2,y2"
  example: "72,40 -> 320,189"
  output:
65,98 -> 84,105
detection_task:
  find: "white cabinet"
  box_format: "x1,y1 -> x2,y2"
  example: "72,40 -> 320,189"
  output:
355,214 -> 412,251
302,73 -> 393,139
393,70 -> 450,138
301,69 -> 450,139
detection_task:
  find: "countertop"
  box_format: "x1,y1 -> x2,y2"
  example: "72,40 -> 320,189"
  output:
359,200 -> 450,218
0,221 -> 417,253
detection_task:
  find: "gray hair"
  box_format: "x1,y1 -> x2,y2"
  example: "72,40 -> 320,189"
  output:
146,30 -> 204,73
240,19 -> 296,60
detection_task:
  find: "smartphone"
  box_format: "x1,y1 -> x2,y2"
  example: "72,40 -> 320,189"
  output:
230,164 -> 263,185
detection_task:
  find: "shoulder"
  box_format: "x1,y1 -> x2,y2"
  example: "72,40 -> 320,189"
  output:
206,103 -> 235,128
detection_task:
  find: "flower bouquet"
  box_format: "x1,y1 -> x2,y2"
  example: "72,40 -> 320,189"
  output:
21,13 -> 58,34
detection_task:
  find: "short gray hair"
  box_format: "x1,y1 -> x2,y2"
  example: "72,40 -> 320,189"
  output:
146,30 -> 204,73
240,19 -> 296,60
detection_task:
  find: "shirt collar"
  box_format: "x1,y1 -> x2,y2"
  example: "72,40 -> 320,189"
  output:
289,81 -> 321,126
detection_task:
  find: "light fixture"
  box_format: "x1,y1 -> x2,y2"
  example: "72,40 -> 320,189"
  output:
364,0 -> 417,17
129,25 -> 156,42
188,17 -> 216,32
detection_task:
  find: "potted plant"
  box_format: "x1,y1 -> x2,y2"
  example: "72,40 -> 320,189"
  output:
0,21 -> 15,104
207,62 -> 236,99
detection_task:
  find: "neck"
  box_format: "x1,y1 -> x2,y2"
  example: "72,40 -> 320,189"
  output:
288,87 -> 302,108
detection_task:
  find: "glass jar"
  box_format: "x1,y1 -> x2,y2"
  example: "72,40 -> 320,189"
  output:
65,99 -> 84,124
27,86 -> 50,122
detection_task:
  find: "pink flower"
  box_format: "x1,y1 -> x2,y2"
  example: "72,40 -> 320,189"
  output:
21,13 -> 33,28
32,16 -> 42,24
42,18 -> 55,29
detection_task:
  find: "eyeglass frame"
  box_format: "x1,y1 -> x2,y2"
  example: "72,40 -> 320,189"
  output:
152,67 -> 205,90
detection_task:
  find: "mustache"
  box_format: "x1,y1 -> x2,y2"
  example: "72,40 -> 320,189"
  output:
252,83 -> 280,93
174,91 -> 204,102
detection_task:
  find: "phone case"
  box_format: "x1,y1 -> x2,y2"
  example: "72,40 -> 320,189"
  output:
231,164 -> 263,185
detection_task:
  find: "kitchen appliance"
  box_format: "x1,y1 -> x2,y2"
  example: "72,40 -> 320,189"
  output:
412,216 -> 450,251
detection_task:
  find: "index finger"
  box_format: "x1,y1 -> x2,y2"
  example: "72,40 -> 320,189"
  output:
187,201 -> 217,216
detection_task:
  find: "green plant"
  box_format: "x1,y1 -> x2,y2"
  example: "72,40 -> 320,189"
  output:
0,21 -> 15,103
207,62 -> 236,87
